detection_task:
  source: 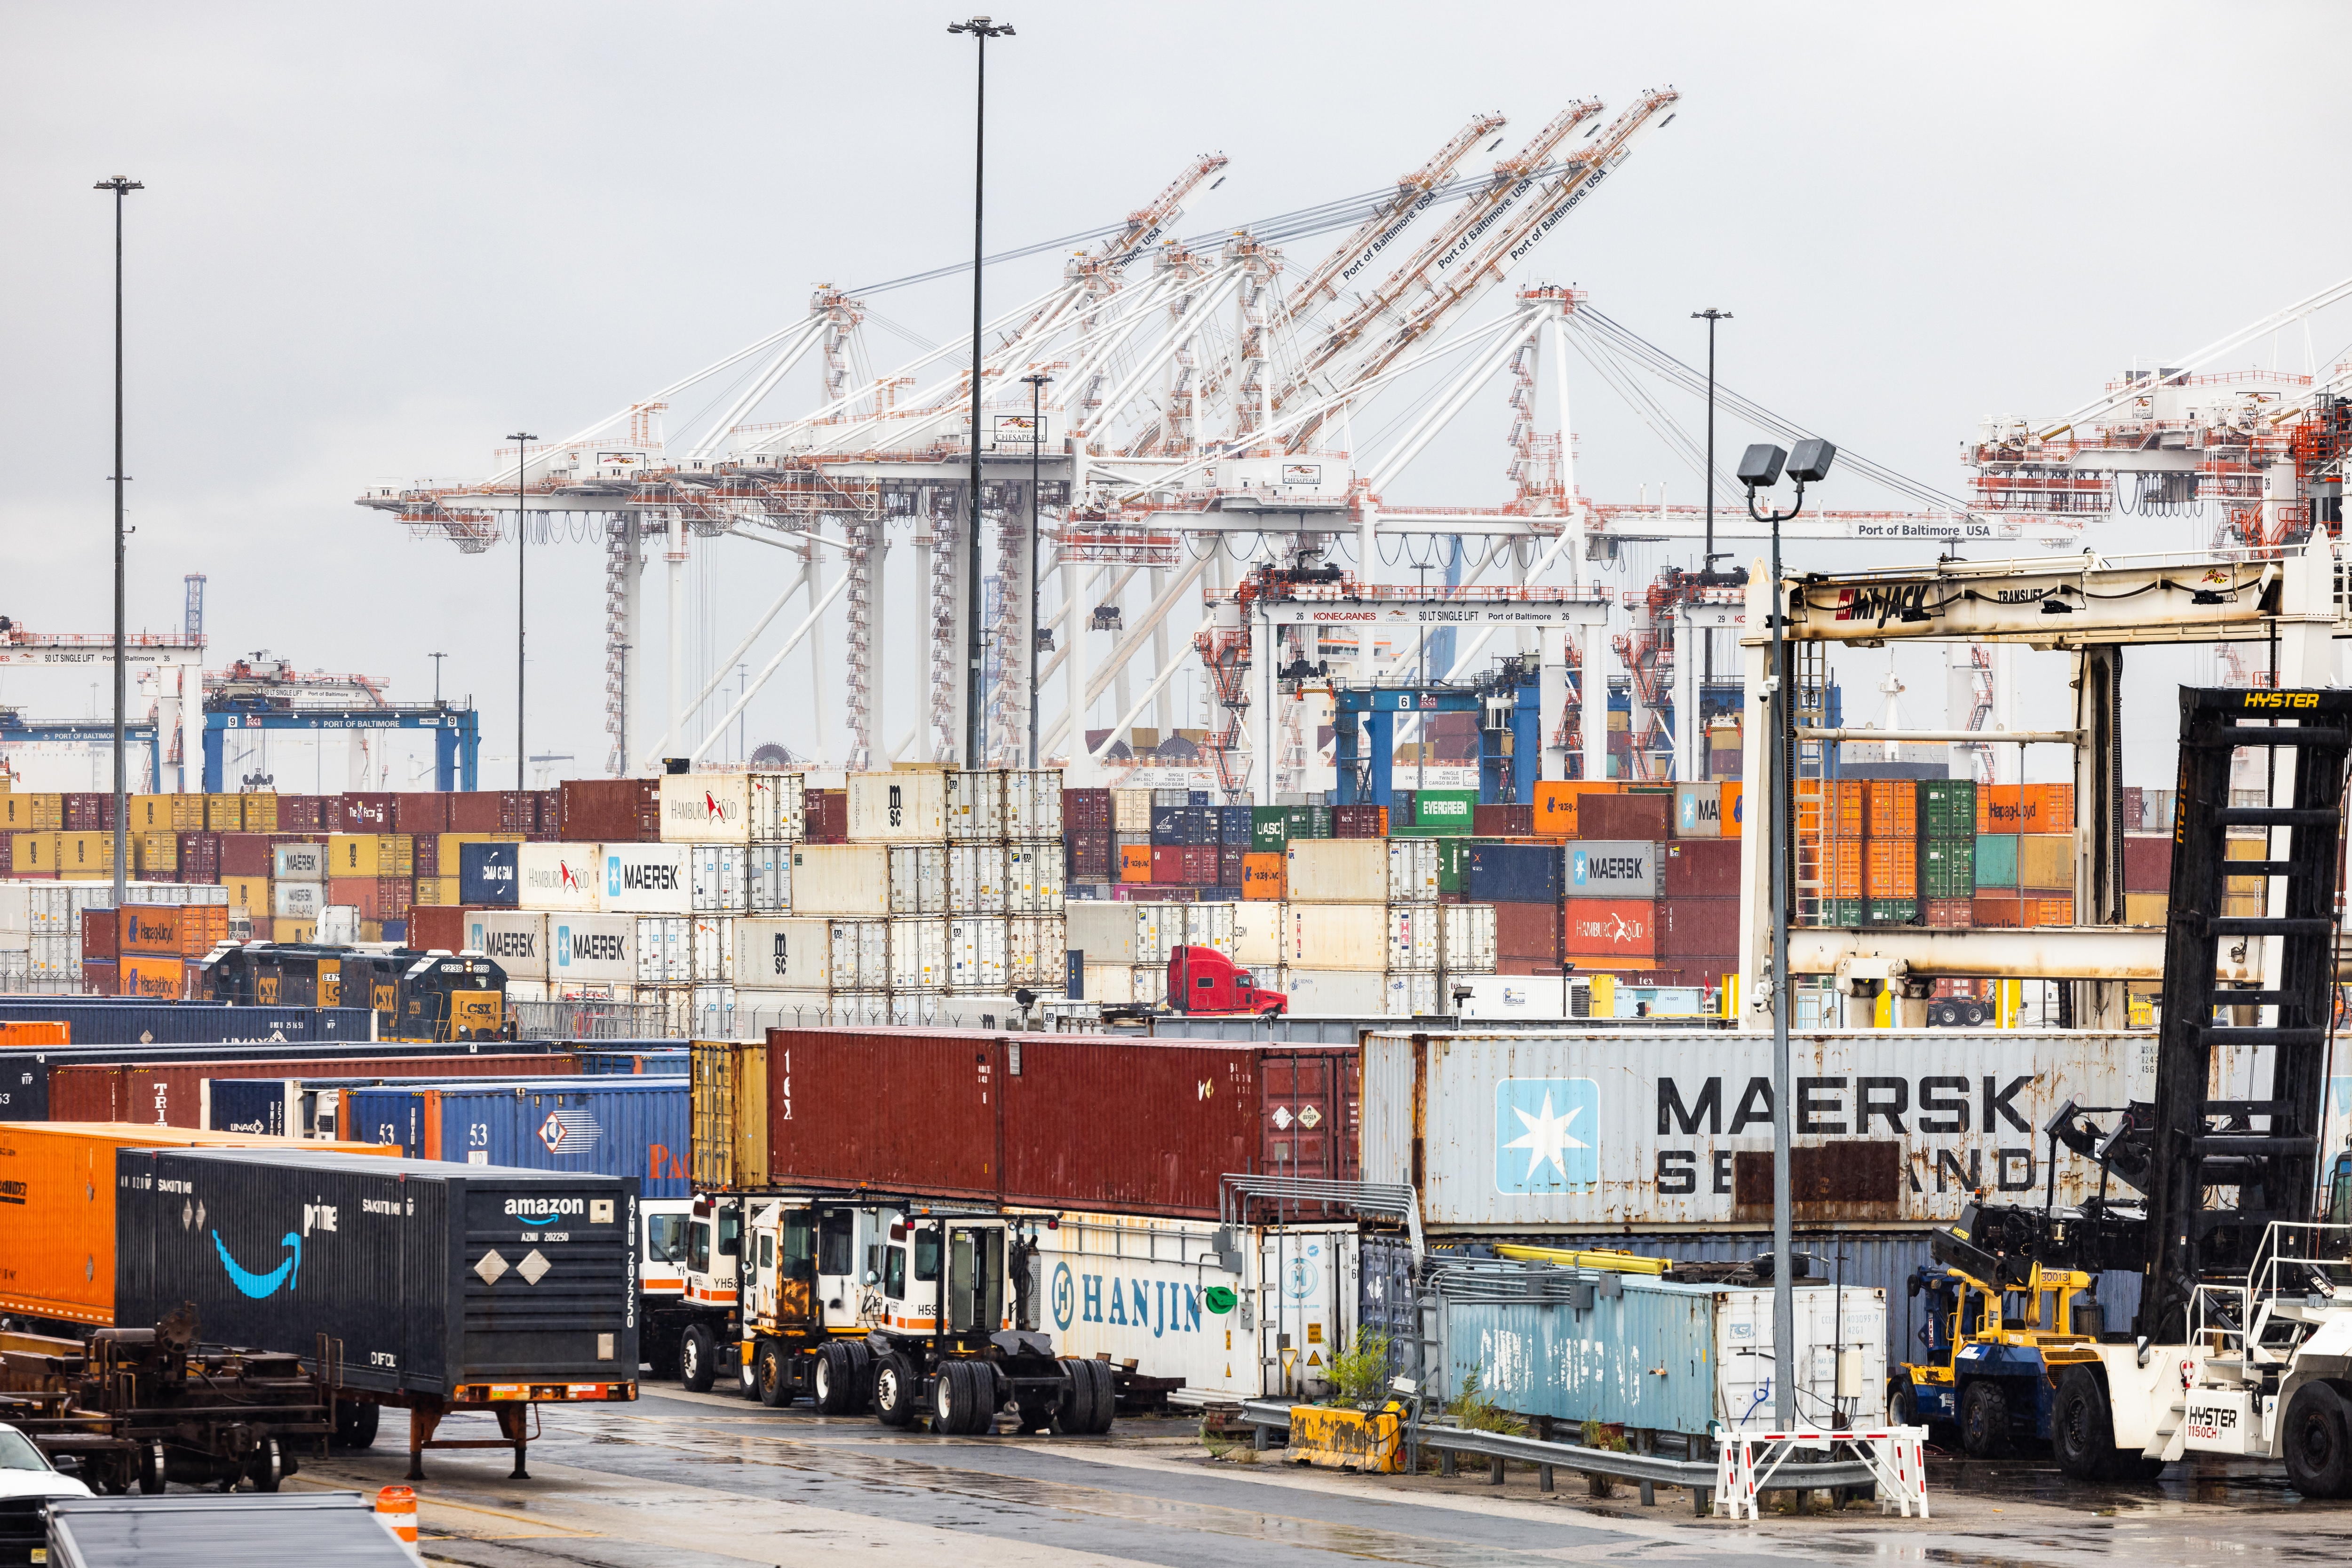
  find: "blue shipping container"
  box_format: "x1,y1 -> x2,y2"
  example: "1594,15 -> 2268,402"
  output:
346,1077 -> 691,1196
0,1001 -> 375,1046
208,1078 -> 292,1136
459,840 -> 521,907
1464,842 -> 1564,904
1217,807 -> 1255,847
574,1049 -> 688,1076
1148,806 -> 1215,846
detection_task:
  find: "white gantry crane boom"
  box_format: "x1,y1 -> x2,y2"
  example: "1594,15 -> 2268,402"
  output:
1280,112 -> 1509,321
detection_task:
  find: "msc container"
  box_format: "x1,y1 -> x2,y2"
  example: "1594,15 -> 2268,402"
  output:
115,1146 -> 639,1395
1465,842 -> 1564,904
732,918 -> 836,990
348,1077 -> 689,1196
946,842 -> 1008,913
1566,840 -> 1661,899
788,845 -> 891,916
747,771 -> 805,843
0,1122 -> 396,1328
458,840 -> 522,907
634,916 -> 691,983
889,916 -> 948,991
947,915 -> 1009,991
1444,1279 -> 1886,1439
559,777 -> 660,842
465,911 -> 549,981
1440,903 -> 1497,974
945,769 -> 1006,841
1361,1029 -> 2192,1231
517,843 -> 601,912
659,773 -> 751,843
548,912 -> 636,986
888,845 -> 948,914
602,843 -> 690,916
272,843 -> 330,880
847,770 -> 948,841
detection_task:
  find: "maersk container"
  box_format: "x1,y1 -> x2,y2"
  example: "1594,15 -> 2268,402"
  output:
458,839 -> 521,907
890,916 -> 948,992
347,1077 -> 690,1195
115,1147 -> 640,1397
789,845 -> 890,916
603,843 -> 690,916
1566,840 -> 1662,899
948,915 -> 1010,991
1004,842 -> 1063,914
272,882 -> 326,920
1444,1277 -> 1885,1439
634,916 -> 690,983
272,843 -> 330,881
687,845 -> 744,913
846,771 -> 947,842
744,844 -> 790,914
1003,770 -> 1064,840
888,845 -> 947,914
464,910 -> 548,981
690,915 -> 735,983
547,912 -> 635,985
1441,903 -> 1497,974
945,769 -> 1006,841
517,843 -> 600,912
658,773 -> 751,845
946,842 -> 1008,914
1361,1030 -> 2214,1232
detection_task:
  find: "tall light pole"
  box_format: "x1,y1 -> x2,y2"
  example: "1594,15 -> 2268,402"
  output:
508,432 -> 536,789
1740,436 -> 1836,1430
1022,371 -> 1049,768
96,176 -> 142,912
950,15 -> 1013,768
1692,309 -> 1730,698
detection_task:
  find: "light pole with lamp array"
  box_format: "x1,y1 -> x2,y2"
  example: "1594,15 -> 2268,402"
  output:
509,432 -> 536,789
96,175 -> 142,910
1738,435 -> 1836,1430
950,15 -> 1013,767
1022,371 -> 1049,768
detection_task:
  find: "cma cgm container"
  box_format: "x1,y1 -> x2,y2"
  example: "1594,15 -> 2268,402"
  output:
346,1077 -> 690,1196
0,1122 -> 395,1329
116,1147 -> 640,1400
1360,1029 -> 2187,1232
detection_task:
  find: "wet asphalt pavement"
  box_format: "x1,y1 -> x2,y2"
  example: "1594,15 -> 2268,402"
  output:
280,1387 -> 2352,1567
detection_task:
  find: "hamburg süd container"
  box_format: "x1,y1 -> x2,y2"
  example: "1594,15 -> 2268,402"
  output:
658,773 -> 751,844
115,1147 -> 640,1397
787,845 -> 890,916
847,770 -> 948,841
602,843 -> 690,916
1562,899 -> 1656,960
1566,840 -> 1661,899
517,843 -> 601,911
346,1077 -> 690,1196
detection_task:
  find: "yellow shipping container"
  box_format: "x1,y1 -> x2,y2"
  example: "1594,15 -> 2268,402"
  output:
222,874 -> 269,915
128,795 -> 175,832
132,831 -> 178,874
170,794 -> 207,828
205,794 -> 244,831
58,833 -> 116,878
2018,833 -> 2073,892
272,918 -> 317,943
414,877 -> 448,905
0,794 -> 63,833
242,793 -> 279,832
2225,833 -> 2266,899
327,833 -> 414,878
2123,892 -> 2167,927
10,833 -> 58,873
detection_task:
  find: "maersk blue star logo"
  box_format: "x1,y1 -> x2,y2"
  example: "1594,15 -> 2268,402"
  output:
1493,1077 -> 1600,1193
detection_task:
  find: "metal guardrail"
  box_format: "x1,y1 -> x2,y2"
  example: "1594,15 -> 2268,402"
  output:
1232,1400 -> 1881,1517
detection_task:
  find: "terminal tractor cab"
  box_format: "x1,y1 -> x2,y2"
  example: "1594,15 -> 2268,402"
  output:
664,1195 -> 1117,1437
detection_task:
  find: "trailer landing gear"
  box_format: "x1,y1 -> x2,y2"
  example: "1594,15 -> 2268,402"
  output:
406,1399 -> 538,1481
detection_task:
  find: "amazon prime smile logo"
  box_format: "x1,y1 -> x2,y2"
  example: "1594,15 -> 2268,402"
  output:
1493,1077 -> 1599,1194
214,1230 -> 302,1299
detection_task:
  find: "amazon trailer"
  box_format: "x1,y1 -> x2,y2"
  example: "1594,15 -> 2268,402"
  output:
114,1147 -> 639,1481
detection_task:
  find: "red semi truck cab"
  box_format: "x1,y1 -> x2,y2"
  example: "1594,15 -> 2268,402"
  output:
1166,945 -> 1287,1016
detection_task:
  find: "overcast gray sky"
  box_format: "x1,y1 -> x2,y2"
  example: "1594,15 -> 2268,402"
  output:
7,1 -> 2349,788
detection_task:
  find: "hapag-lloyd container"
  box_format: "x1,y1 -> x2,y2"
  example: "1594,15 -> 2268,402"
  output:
116,1147 -> 640,1396
890,916 -> 948,991
466,910 -> 549,981
747,772 -> 805,843
603,843 -> 690,916
947,843 -> 1008,914
946,769 -> 1006,841
659,774 -> 751,844
889,845 -> 948,914
548,912 -> 635,985
847,770 -> 948,841
1359,1030 -> 2224,1231
789,845 -> 890,916
1566,841 -> 1662,899
348,1077 -> 691,1196
518,843 -> 601,912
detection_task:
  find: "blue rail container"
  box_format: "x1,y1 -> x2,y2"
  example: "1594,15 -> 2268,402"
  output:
346,1077 -> 690,1196
0,1001 -> 375,1046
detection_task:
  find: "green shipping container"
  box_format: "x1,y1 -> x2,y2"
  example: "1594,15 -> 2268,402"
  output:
1250,806 -> 1289,853
1865,897 -> 1919,926
1409,789 -> 1479,831
1974,833 -> 2020,890
1917,780 -> 1977,841
1285,806 -> 1334,840
1437,837 -> 1475,893
1921,840 -> 1975,899
1823,899 -> 1866,927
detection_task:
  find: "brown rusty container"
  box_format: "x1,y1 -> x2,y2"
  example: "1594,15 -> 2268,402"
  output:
446,792 -> 503,832
765,1026 -> 1003,1200
559,779 -> 659,842
1579,792 -> 1671,842
1656,896 -> 1737,958
47,1052 -> 575,1128
340,792 -> 397,832
394,792 -> 451,836
1661,839 -> 1739,898
80,907 -> 118,960
1493,901 -> 1561,962
405,903 -> 480,955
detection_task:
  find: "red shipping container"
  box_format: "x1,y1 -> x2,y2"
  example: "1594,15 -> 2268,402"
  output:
1473,803 -> 1535,837
341,793 -> 396,832
806,790 -> 848,843
1924,897 -> 1973,928
65,793 -> 115,832
45,1052 -> 575,1128
413,835 -> 438,878
80,908 -> 118,959
0,834 -> 11,876
559,780 -> 658,841
277,795 -> 326,831
1579,793 -> 1671,842
218,833 -> 273,878
1662,839 -> 1739,898
1062,789 -> 1112,835
1657,897 -> 1737,958
1333,805 -> 1386,839
327,875 -> 413,922
82,959 -> 117,995
1149,845 -> 1186,885
1971,895 -> 2025,928
394,792 -> 450,836
405,904 -> 479,954
1495,957 -> 1569,976
1563,898 -> 1657,959
532,790 -> 559,834
1494,902 -> 1562,961
1218,846 -> 1247,887
2123,834 -> 2171,894
175,832 -> 221,883
448,792 -> 505,832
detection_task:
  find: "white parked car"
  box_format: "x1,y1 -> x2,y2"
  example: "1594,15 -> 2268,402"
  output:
0,1423 -> 90,1501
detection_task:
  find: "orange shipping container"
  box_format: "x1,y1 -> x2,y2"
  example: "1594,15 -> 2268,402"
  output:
117,903 -> 229,958
1865,780 -> 1917,839
117,954 -> 186,1000
1530,782 -> 1618,838
0,1021 -> 69,1045
1865,838 -> 1918,898
0,1122 -> 395,1328
2025,896 -> 2075,926
1721,782 -> 1744,838
1240,852 -> 1286,900
1977,783 -> 2075,834
1824,780 -> 1868,838
1119,843 -> 1153,883
1820,837 -> 1864,898
1971,895 -> 2025,928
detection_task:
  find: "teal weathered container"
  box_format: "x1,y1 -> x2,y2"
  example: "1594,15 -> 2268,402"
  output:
1974,833 -> 2020,890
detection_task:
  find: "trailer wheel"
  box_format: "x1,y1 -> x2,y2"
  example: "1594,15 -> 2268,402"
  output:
249,1438 -> 283,1494
1083,1360 -> 1116,1433
138,1442 -> 167,1495
2053,1366 -> 2120,1481
680,1325 -> 717,1394
1959,1379 -> 2011,1458
872,1353 -> 918,1428
755,1342 -> 792,1409
2285,1381 -> 2352,1498
331,1401 -> 380,1452
1056,1358 -> 1112,1435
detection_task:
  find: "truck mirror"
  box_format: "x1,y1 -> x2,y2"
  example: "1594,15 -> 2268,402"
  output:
2134,1335 -> 2150,1368
865,1270 -> 878,1285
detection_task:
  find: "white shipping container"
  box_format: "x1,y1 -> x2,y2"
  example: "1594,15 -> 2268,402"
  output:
518,843 -> 601,912
946,769 -> 1006,841
0,885 -> 30,934
1111,788 -> 1154,833
1064,901 -> 1143,966
745,844 -> 791,914
888,845 -> 947,915
463,910 -> 549,980
1081,963 -> 1134,1004
659,773 -> 752,843
27,886 -> 73,935
1360,1030 -> 2238,1232
1004,770 -> 1064,840
503,979 -> 549,1007
548,912 -> 635,984
833,991 -> 891,1026
1285,839 -> 1388,904
1006,914 -> 1065,987
1287,905 -> 1389,970
1384,972 -> 1439,1016
733,918 -> 834,990
831,920 -> 891,990
747,771 -> 806,843
1441,903 -> 1498,975
948,916 -> 1009,991
847,770 -> 947,842
0,928 -> 26,954
890,916 -> 949,992
1387,838 -> 1440,903
635,915 -> 691,983
1281,968 -> 1390,1015
317,907 -> 361,946
946,842 -> 1007,914
735,988 -> 835,1030
889,992 -> 945,1027
688,845 -> 745,913
1004,842 -> 1064,913
1129,963 -> 1167,1007
1230,901 -> 1287,967
29,934 -> 72,981
1181,902 -> 1236,956
1387,906 -> 1441,973
692,915 -> 736,982
603,842 -> 691,916
272,843 -> 329,880
692,984 -> 737,1039
1450,973 -> 1568,1019
788,845 -> 891,916
273,881 -> 326,920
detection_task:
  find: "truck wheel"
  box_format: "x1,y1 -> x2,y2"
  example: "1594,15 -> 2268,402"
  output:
1084,1360 -> 1117,1433
872,1353 -> 918,1428
1959,1379 -> 2011,1458
2284,1381 -> 2352,1498
680,1325 -> 717,1394
755,1342 -> 792,1409
1889,1381 -> 1917,1430
933,1362 -> 987,1435
331,1401 -> 380,1452
2052,1367 -> 2119,1481
845,1341 -> 875,1414
813,1342 -> 851,1415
